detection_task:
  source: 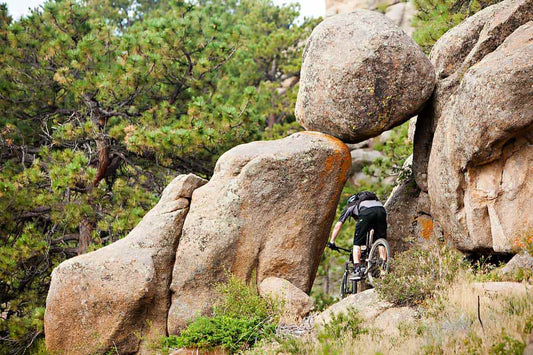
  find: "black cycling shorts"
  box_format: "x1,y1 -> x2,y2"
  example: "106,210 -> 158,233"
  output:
353,206 -> 387,246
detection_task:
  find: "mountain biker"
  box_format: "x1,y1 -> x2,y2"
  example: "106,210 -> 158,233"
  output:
327,191 -> 387,280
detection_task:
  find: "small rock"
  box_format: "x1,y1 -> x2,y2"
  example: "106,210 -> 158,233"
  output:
501,252 -> 533,275
259,277 -> 314,325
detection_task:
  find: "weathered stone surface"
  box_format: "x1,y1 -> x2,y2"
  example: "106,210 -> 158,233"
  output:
313,289 -> 391,327
428,22 -> 533,252
167,132 -> 351,334
501,252 -> 533,275
45,174 -> 207,354
296,10 -> 435,143
259,277 -> 314,324
384,177 -> 420,253
413,0 -> 533,191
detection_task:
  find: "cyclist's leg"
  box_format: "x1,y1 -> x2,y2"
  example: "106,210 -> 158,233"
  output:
354,211 -> 372,264
372,207 -> 388,260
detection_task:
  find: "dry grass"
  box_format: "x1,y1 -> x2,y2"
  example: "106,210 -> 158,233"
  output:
248,276 -> 533,355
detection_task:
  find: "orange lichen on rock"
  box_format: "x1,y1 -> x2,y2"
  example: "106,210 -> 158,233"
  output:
417,215 -> 434,240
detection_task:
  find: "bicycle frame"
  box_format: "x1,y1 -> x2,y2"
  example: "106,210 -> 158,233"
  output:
332,229 -> 381,298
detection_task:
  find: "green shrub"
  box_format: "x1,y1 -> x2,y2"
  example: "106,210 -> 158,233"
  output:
161,275 -> 278,353
311,291 -> 337,312
213,274 -> 277,321
490,331 -> 525,355
163,315 -> 276,353
317,308 -> 367,342
412,0 -> 501,53
375,243 -> 467,306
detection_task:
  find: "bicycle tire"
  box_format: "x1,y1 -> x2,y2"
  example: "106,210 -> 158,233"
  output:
340,270 -> 349,299
367,238 -> 391,286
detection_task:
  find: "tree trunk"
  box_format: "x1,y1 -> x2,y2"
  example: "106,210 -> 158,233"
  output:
78,218 -> 93,255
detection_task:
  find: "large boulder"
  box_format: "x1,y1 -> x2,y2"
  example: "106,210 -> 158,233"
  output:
413,0 -> 533,192
45,174 -> 206,354
258,277 -> 314,325
427,22 -> 533,252
167,132 -> 351,333
295,10 -> 435,143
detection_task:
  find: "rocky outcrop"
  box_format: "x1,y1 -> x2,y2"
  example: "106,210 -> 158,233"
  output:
427,21 -> 533,252
167,132 -> 351,334
258,277 -> 314,325
295,10 -> 435,143
45,174 -> 207,354
413,0 -> 533,192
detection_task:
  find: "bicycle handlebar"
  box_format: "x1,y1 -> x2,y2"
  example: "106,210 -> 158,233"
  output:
329,245 -> 351,253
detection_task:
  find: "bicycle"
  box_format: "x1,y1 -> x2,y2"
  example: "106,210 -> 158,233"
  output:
329,230 -> 391,299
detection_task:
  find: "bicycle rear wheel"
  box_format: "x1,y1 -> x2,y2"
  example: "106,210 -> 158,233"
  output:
367,238 -> 390,286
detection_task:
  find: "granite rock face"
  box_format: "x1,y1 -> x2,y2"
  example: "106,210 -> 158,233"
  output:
427,22 -> 533,252
45,174 -> 206,354
413,0 -> 533,192
295,10 -> 435,143
167,132 -> 351,333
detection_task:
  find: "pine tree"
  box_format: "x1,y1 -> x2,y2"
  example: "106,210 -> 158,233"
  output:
0,0 -> 317,351
412,0 -> 501,53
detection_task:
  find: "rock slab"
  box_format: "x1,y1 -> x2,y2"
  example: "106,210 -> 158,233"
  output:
45,174 -> 206,354
296,10 -> 435,143
314,289 -> 392,327
259,277 -> 314,325
167,132 -> 351,334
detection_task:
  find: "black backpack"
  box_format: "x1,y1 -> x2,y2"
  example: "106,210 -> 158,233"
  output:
347,191 -> 379,210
